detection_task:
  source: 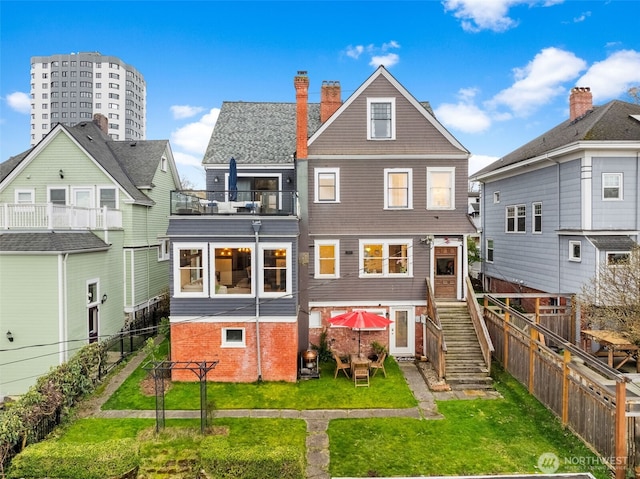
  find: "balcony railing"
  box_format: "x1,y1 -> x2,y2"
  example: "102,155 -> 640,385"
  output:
171,190 -> 297,216
0,203 -> 122,230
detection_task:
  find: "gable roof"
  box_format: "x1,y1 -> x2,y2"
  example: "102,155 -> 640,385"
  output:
0,231 -> 109,253
473,100 -> 640,178
308,66 -> 468,153
1,121 -> 176,205
203,102 -> 322,165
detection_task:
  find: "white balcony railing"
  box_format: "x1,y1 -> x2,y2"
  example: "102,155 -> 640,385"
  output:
0,203 -> 122,230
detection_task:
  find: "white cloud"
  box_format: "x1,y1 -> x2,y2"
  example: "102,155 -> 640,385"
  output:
435,88 -> 492,134
443,0 -> 563,33
6,92 -> 31,114
369,53 -> 399,68
469,154 -> 499,175
170,108 -> 220,155
170,105 -> 205,120
345,41 -> 401,68
489,47 -> 586,117
576,50 -> 640,102
173,151 -> 204,169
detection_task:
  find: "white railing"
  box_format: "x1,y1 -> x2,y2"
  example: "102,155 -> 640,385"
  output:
0,204 -> 122,230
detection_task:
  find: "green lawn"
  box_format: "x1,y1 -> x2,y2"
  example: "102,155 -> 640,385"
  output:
102,346 -> 418,410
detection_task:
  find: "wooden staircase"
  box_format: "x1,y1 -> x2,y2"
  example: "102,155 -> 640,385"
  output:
438,301 -> 493,390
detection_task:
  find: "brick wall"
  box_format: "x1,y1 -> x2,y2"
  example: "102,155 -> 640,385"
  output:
170,321 -> 298,382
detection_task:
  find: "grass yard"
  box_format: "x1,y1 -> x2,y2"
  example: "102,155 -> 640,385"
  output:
102,343 -> 417,410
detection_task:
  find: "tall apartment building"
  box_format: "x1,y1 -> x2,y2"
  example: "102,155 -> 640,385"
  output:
30,52 -> 146,145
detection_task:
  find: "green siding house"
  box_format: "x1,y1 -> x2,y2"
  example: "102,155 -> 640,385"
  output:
0,115 -> 181,399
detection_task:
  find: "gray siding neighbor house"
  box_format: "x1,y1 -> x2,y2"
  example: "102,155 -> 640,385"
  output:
471,87 -> 640,298
167,66 -> 476,382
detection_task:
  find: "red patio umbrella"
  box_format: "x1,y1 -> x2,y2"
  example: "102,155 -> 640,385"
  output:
328,310 -> 393,356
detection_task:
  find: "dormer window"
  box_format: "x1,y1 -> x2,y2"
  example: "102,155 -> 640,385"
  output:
367,98 -> 395,140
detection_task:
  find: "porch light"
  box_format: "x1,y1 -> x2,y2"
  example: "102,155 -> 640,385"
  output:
6,331 -> 14,342
101,294 -> 108,304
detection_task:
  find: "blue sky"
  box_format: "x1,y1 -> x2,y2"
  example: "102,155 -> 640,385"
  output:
2,0 -> 640,189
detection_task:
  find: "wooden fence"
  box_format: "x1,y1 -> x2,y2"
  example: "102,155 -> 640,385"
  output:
481,294 -> 640,479
424,279 -> 446,379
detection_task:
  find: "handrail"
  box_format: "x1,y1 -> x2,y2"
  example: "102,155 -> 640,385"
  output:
425,278 -> 446,379
465,277 -> 494,372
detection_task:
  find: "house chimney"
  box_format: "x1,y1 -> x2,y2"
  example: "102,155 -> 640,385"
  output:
569,87 -> 593,121
320,80 -> 341,123
294,71 -> 309,159
93,113 -> 109,135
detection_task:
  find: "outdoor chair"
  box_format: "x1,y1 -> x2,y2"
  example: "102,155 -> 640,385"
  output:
370,352 -> 387,378
333,351 -> 350,379
353,361 -> 370,387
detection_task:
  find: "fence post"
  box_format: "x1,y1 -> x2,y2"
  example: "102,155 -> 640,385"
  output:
529,327 -> 537,393
504,306 -> 510,367
562,349 -> 571,425
615,380 -> 627,479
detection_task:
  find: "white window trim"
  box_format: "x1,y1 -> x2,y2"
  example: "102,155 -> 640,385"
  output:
384,168 -> 413,209
158,238 -> 170,261
505,204 -> 526,233
161,156 -> 167,172
606,250 -> 630,266
602,173 -> 623,201
15,189 -> 35,204
427,167 -> 455,210
221,327 -> 246,348
359,239 -> 413,278
314,239 -> 340,279
309,310 -> 322,328
259,243 -> 293,298
211,243 -> 255,297
47,186 -> 68,205
532,202 -> 542,234
367,97 -> 396,140
314,167 -> 340,203
493,191 -> 500,204
98,186 -> 118,209
486,239 -> 494,264
86,278 -> 100,306
569,241 -> 581,262
173,242 -> 209,298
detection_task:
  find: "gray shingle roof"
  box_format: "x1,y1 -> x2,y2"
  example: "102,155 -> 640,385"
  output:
0,231 -> 109,252
203,102 -> 322,165
474,100 -> 640,177
109,140 -> 169,187
0,150 -> 31,182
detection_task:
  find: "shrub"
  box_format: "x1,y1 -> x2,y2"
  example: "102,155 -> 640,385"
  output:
6,438 -> 139,479
199,438 -> 304,479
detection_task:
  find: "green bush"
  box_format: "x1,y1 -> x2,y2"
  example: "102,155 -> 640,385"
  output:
200,438 -> 304,479
7,438 -> 139,479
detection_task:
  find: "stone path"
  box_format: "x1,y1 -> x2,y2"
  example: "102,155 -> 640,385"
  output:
81,350 -> 500,479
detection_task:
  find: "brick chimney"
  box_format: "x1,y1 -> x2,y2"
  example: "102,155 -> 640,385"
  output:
294,71 -> 309,159
93,113 -> 109,135
320,80 -> 341,123
569,87 -> 593,121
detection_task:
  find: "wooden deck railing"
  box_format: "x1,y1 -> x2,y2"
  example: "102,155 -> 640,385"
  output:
465,277 -> 494,372
425,279 -> 446,379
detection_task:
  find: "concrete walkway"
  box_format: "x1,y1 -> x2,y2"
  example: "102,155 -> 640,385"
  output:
81,349 -> 499,479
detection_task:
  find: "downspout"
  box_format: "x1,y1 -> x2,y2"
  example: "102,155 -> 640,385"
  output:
252,220 -> 262,381
58,253 -> 69,363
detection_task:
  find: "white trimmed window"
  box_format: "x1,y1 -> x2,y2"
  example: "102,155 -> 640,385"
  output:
259,243 -> 292,297
367,98 -> 396,140
211,244 -> 254,296
315,168 -> 340,202
161,156 -> 167,172
48,187 -> 67,205
173,243 -> 208,297
506,205 -> 526,233
99,187 -> 117,209
384,169 -> 412,209
533,202 -> 542,234
360,239 -> 412,277
486,239 -> 494,263
493,192 -> 500,203
158,239 -> 170,261
607,251 -> 630,266
314,240 -> 339,278
222,328 -> 245,348
603,173 -> 622,200
15,189 -> 35,204
569,241 -> 581,262
427,167 -> 455,210
309,310 -> 322,328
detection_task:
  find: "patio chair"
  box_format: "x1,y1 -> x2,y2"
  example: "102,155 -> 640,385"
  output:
333,351 -> 350,379
353,361 -> 370,387
370,352 -> 387,378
